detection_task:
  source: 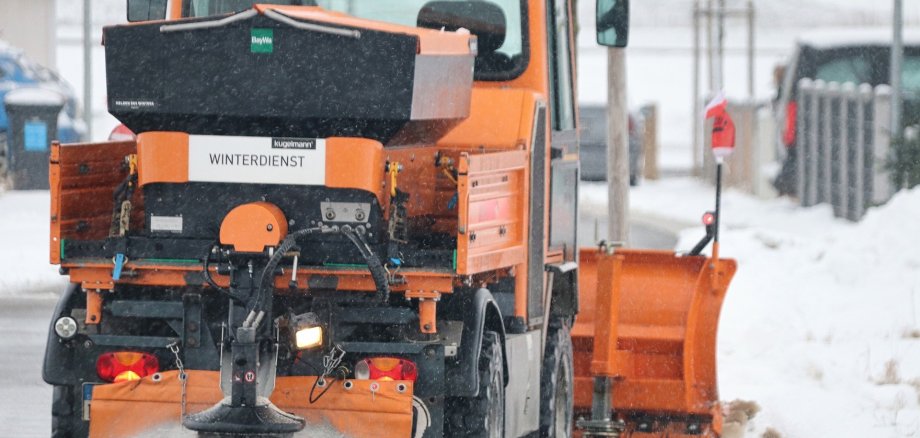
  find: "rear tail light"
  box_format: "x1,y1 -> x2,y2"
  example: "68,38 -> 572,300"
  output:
354,357 -> 418,381
96,352 -> 159,383
782,101 -> 797,148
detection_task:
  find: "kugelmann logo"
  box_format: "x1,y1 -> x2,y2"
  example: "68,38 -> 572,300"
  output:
251,28 -> 273,53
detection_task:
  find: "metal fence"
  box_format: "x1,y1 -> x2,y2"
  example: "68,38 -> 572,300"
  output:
795,79 -> 895,221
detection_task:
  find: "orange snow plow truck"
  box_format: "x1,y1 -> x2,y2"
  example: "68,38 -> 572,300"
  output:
42,1 -> 736,437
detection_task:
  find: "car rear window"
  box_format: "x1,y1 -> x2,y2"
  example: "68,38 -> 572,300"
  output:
815,56 -> 874,84
904,55 -> 920,92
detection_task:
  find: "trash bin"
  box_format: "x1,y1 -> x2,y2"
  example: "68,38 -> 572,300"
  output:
3,88 -> 65,190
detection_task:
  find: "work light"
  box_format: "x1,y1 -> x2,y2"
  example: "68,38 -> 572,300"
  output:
291,312 -> 324,350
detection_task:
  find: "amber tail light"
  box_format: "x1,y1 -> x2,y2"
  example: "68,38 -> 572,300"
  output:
96,351 -> 159,383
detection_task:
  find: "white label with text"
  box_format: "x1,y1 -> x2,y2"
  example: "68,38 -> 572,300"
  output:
188,135 -> 326,185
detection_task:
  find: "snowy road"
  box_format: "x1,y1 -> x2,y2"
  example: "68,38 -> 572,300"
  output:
0,295 -> 56,437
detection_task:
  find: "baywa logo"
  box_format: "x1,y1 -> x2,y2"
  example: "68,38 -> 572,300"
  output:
251,28 -> 273,53
272,137 -> 316,150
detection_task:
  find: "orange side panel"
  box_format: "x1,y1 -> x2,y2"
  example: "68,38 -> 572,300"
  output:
326,137 -> 386,206
572,248 -> 736,417
50,140 -> 142,264
136,132 -> 189,186
89,371 -> 413,438
438,88 -> 529,150
455,150 -> 527,275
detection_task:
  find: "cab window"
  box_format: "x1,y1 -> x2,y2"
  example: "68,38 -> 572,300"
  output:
546,0 -> 575,131
183,0 -> 527,80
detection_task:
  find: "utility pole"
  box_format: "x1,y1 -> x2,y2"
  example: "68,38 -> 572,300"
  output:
83,0 -> 92,140
747,0 -> 755,99
692,0 -> 702,174
715,0 -> 725,91
706,0 -> 714,93
607,48 -> 629,245
891,0 -> 903,138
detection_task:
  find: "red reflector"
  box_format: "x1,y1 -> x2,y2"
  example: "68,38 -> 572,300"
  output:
702,212 -> 715,226
783,101 -> 797,147
96,351 -> 159,383
358,357 -> 418,382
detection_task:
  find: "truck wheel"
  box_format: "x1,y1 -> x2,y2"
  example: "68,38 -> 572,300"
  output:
540,319 -> 574,438
445,331 -> 504,437
52,385 -> 88,438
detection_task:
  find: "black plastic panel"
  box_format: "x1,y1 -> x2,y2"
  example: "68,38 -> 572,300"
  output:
103,13 -> 467,143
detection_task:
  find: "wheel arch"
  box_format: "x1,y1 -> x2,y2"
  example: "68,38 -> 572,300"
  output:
443,287 -> 509,398
43,283 -> 82,386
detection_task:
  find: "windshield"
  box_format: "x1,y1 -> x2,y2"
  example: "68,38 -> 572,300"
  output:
183,0 -> 526,80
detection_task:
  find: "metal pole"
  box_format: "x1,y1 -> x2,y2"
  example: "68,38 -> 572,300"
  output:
747,0 -> 755,99
607,48 -> 630,245
692,0 -> 702,175
83,0 -> 92,140
891,0 -> 903,138
795,78 -> 812,203
706,0 -> 714,93
872,85 -> 894,203
716,0 -> 725,91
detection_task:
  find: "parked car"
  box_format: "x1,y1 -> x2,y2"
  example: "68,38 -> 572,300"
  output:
0,41 -> 85,175
578,105 -> 643,185
773,29 -> 920,195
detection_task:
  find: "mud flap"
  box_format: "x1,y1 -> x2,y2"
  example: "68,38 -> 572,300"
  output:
89,371 -> 415,438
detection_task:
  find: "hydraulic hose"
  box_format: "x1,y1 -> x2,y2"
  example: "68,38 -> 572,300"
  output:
341,229 -> 390,304
246,228 -> 322,322
245,227 -> 391,327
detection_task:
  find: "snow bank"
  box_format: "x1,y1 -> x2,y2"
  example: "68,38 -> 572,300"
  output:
0,191 -> 67,295
583,179 -> 920,437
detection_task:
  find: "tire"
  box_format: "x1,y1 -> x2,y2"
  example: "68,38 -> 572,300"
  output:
539,319 -> 574,438
52,385 -> 88,438
445,331 -> 505,437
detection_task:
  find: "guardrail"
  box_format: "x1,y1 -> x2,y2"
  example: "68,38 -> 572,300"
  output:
795,79 -> 895,221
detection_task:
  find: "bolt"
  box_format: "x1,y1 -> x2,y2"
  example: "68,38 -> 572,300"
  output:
187,322 -> 199,332
187,337 -> 198,347
89,315 -> 97,322
423,323 -> 432,331
83,339 -> 94,349
355,209 -> 366,221
325,209 -> 336,220
266,224 -> 273,231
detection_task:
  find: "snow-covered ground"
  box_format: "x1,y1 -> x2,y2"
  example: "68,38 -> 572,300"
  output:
584,180 -> 920,437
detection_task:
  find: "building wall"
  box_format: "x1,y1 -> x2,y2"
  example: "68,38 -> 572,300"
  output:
0,0 -> 56,68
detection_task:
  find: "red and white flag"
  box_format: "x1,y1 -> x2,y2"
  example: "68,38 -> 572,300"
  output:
704,92 -> 735,162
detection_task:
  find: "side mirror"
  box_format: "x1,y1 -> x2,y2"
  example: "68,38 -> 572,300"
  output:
596,0 -> 629,48
127,0 -> 168,22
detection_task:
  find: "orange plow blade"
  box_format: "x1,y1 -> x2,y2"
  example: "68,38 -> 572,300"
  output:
88,371 -> 414,438
573,248 -> 736,437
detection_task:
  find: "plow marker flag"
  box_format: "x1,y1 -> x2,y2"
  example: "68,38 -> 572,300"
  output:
704,92 -> 735,163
